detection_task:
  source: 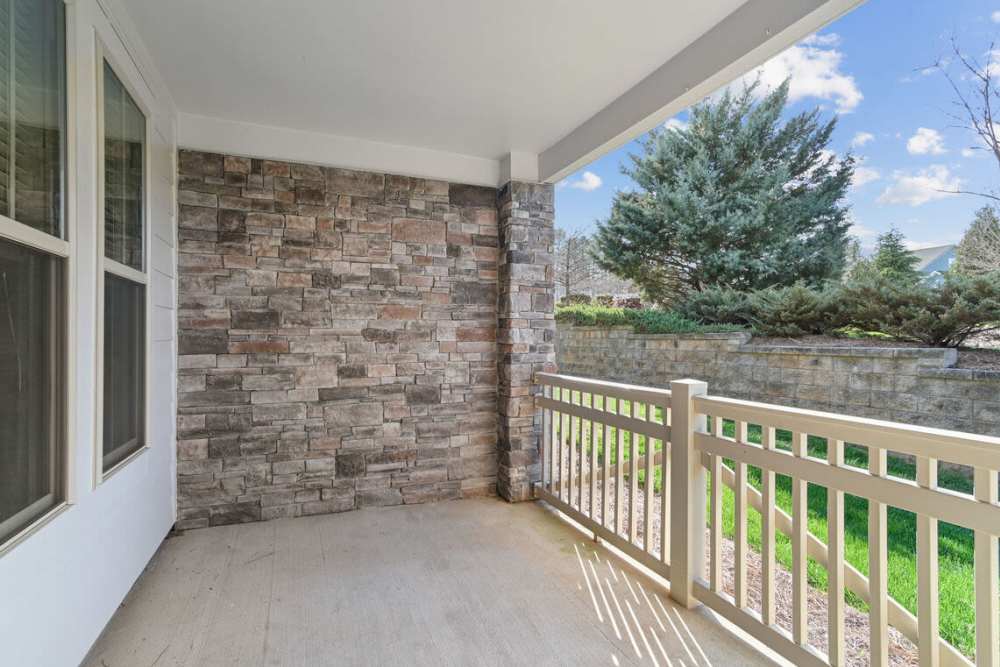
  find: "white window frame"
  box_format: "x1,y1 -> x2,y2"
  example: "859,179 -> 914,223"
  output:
0,0 -> 75,556
94,36 -> 151,485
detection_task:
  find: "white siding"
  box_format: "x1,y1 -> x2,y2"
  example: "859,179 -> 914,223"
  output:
0,1 -> 177,664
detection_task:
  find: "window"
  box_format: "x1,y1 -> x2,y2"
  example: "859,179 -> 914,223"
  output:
102,274 -> 145,469
99,56 -> 146,474
0,0 -> 67,547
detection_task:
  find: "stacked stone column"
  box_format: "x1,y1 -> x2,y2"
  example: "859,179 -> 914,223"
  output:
496,181 -> 556,501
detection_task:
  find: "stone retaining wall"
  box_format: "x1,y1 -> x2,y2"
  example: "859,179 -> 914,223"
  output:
556,325 -> 1000,437
175,150 -> 553,529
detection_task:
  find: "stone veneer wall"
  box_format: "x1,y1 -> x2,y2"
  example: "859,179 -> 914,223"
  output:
175,150 -> 537,529
557,326 -> 1000,437
496,182 -> 556,501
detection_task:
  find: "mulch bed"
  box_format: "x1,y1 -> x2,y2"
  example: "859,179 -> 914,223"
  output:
954,347 -> 1000,370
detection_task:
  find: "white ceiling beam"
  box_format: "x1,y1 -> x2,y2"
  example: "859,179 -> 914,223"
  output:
500,151 -> 540,185
538,0 -> 866,184
179,113 -> 501,187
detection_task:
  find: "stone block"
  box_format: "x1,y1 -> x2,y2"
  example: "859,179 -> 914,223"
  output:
405,385 -> 441,405
325,402 -> 383,427
180,150 -> 224,178
209,502 -> 260,526
391,218 -> 447,244
327,168 -> 385,198
252,403 -> 307,423
231,310 -> 280,330
449,183 -> 496,208
452,281 -> 496,305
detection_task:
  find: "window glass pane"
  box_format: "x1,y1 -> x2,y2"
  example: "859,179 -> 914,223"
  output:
0,0 -> 66,237
103,274 -> 145,471
0,237 -> 63,543
103,61 -> 144,270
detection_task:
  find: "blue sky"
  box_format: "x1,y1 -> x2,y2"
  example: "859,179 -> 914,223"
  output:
556,0 -> 1000,251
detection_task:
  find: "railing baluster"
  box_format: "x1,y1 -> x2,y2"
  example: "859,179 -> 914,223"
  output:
791,431 -> 808,647
588,412 -> 601,519
917,456 -> 939,667
559,414 -> 573,502
629,402 -> 640,545
734,421 -> 749,610
827,439 -> 845,666
541,384 -> 550,494
556,406 -> 563,500
569,411 -> 579,509
975,466 -> 1000,667
869,446 -> 889,667
616,414 -> 625,537
661,408 -> 670,563
579,419 -> 593,516
549,387 -> 562,494
645,435 -> 655,553
582,401 -> 588,511
710,452 -> 723,593
761,425 -> 776,627
603,421 -> 611,528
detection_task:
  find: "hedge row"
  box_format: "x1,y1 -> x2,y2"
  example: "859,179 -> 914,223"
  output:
554,304 -> 744,335
674,272 -> 1000,347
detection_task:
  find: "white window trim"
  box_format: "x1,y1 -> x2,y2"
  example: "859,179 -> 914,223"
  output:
0,0 -> 76,557
94,35 -> 152,486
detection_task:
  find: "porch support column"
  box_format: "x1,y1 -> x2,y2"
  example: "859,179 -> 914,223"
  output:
496,180 -> 556,501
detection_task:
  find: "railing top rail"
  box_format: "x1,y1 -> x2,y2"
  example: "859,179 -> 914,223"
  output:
535,372 -> 672,404
695,393 -> 1000,469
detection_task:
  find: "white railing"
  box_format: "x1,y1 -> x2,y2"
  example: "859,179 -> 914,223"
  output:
534,372 -> 1000,667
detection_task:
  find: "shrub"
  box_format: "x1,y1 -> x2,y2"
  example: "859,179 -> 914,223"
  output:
749,283 -> 841,337
676,286 -> 754,326
616,296 -> 643,309
839,271 -> 1000,347
559,293 -> 591,307
554,304 -> 630,328
628,309 -> 738,334
555,304 -> 745,334
594,294 -> 614,307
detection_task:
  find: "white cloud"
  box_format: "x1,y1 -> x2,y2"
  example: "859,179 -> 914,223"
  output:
906,127 -> 947,155
992,10 -> 1000,23
850,131 -> 875,149
852,166 -> 881,188
962,147 -> 978,158
877,165 -> 961,206
561,171 -> 603,192
802,33 -> 841,47
735,33 -> 862,113
663,118 -> 689,132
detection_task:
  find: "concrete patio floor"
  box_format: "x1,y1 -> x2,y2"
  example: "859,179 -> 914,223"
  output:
83,497 -> 773,666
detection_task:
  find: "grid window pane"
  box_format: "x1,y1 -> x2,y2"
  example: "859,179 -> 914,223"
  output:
102,274 -> 145,471
103,61 -> 144,270
0,237 -> 64,543
0,0 -> 66,237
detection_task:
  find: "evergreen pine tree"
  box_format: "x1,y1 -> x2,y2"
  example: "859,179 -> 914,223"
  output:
871,228 -> 920,284
592,80 -> 854,303
955,206 -> 1000,275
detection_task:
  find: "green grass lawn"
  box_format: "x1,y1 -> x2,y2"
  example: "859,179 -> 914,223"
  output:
554,391 -> 977,657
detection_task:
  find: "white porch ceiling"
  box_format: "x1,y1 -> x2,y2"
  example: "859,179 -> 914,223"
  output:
121,0 -> 862,185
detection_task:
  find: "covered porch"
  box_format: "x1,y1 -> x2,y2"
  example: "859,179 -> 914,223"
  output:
83,497 -> 768,666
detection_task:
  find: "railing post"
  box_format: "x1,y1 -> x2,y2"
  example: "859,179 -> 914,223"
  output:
669,379 -> 707,609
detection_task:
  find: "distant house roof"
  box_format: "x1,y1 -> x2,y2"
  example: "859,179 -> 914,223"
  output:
910,244 -> 957,273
